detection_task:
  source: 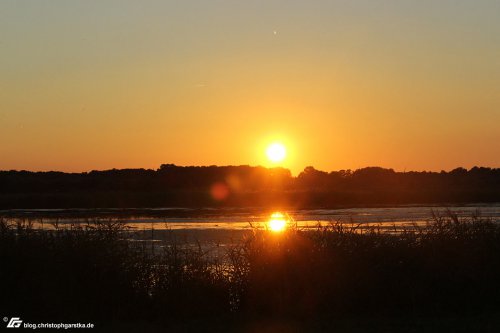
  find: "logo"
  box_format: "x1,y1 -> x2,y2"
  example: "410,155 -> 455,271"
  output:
6,317 -> 22,328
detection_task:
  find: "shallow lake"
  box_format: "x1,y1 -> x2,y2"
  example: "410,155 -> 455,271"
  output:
4,204 -> 500,230
4,204 -> 500,248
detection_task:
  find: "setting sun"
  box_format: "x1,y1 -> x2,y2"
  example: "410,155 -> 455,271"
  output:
266,143 -> 286,163
268,212 -> 287,232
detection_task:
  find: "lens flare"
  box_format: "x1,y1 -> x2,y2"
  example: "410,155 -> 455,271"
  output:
210,182 -> 229,201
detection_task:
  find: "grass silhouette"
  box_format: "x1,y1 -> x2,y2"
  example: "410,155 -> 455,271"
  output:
1,211 -> 500,331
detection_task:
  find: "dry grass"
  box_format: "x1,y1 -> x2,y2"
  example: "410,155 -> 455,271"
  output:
1,211 -> 500,330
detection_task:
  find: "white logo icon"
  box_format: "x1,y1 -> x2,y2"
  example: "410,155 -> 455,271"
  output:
6,317 -> 22,328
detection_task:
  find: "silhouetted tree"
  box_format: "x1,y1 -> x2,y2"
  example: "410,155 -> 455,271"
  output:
0,165 -> 499,209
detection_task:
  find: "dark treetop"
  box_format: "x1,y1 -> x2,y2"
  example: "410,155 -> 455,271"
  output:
1,164 -> 499,209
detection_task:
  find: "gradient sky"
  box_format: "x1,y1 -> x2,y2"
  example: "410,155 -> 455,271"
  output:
1,1 -> 499,174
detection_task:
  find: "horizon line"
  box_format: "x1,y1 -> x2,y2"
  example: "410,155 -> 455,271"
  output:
2,164 -> 498,175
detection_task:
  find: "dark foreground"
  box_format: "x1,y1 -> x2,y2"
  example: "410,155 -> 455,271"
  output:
2,212 -> 500,332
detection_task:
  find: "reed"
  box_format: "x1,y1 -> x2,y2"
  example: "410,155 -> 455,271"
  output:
1,211 -> 499,330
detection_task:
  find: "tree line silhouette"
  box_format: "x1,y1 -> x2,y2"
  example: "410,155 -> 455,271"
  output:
0,164 -> 499,209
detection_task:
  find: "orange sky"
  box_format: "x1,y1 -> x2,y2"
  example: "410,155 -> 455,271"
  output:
1,1 -> 499,175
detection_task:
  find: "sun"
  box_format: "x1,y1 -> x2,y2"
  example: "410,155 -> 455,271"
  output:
266,143 -> 286,163
268,212 -> 287,232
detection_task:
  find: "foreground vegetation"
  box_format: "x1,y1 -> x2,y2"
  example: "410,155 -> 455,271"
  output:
1,212 -> 500,332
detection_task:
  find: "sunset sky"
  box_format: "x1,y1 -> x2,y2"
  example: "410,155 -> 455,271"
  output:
1,1 -> 499,175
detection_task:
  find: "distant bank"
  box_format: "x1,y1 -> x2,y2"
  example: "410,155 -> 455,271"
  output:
1,164 -> 499,209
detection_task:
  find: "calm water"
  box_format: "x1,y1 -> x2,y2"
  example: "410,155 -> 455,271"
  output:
4,205 -> 499,247
4,204 -> 500,230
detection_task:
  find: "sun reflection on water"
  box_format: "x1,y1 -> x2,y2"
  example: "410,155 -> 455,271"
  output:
268,212 -> 287,232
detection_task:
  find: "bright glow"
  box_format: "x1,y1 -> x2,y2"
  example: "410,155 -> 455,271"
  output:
266,143 -> 286,163
268,212 -> 287,232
